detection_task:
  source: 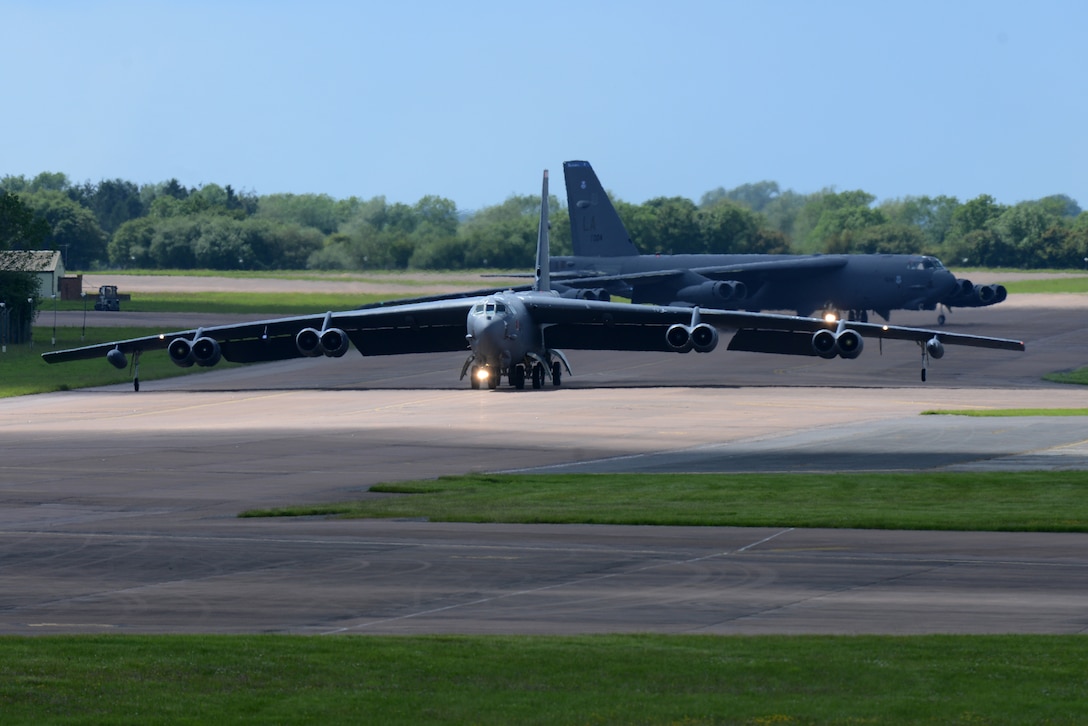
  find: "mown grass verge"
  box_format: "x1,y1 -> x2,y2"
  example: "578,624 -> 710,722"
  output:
1044,367 -> 1088,386
242,471 -> 1088,532
1,634 -> 1085,725
1000,276 -> 1088,294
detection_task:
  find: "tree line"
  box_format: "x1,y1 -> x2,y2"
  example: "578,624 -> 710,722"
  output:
3,171 -> 1087,276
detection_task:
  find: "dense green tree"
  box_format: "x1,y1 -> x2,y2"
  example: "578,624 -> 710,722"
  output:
947,194 -> 1006,245
454,194 -> 544,269
0,190 -> 50,249
109,216 -> 156,267
991,203 -> 1064,267
8,166 -> 1088,272
0,191 -> 47,335
696,200 -> 764,253
148,216 -> 199,268
245,219 -> 324,270
18,190 -> 106,268
255,193 -> 346,235
34,172 -> 71,192
879,195 -> 959,252
832,223 -> 926,255
68,178 -> 147,236
162,178 -> 190,200
760,189 -> 809,240
700,181 -> 781,212
622,196 -> 700,254
794,190 -> 884,253
1033,194 -> 1081,218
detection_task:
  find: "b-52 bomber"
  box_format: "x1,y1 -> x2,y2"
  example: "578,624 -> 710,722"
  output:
43,170 -> 1024,391
552,160 -> 1007,325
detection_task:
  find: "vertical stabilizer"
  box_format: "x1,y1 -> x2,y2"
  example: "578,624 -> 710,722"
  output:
534,169 -> 551,293
563,160 -> 640,257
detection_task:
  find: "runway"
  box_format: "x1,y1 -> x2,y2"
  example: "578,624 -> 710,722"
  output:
3,293 -> 1088,634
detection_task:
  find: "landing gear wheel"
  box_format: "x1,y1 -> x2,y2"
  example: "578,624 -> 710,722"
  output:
531,364 -> 544,389
551,361 -> 562,387
511,365 -> 525,389
938,314 -> 946,326
487,368 -> 499,390
470,366 -> 481,390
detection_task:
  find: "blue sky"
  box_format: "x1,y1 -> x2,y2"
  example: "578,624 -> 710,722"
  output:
3,1 -> 1086,212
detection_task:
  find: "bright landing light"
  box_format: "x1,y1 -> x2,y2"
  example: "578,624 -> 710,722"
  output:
475,368 -> 490,381
823,312 -> 838,323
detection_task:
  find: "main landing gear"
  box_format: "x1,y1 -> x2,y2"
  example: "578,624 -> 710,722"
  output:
511,361 -> 561,389
465,354 -> 569,391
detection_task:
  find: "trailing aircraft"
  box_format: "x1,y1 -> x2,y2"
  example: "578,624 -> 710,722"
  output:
42,170 -> 1024,391
553,160 -> 1007,325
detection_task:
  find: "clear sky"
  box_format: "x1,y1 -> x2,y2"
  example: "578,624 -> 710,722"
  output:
3,1 -> 1086,212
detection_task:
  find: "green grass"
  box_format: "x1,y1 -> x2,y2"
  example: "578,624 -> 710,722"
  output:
243,471 -> 1088,532
0,634 -> 1085,725
1045,367 -> 1088,386
0,327 -> 235,397
922,408 -> 1088,416
1000,276 -> 1088,294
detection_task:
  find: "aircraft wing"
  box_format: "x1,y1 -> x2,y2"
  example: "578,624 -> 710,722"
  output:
541,257 -> 848,292
519,297 -> 1024,354
41,297 -> 480,366
690,256 -> 847,278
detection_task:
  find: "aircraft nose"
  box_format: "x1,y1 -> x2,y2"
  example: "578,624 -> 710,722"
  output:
468,315 -> 506,359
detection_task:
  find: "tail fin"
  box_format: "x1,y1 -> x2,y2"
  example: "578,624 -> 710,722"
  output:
563,160 -> 639,257
534,169 -> 551,293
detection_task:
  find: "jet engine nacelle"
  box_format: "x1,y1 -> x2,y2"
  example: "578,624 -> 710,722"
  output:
926,337 -> 945,359
947,279 -> 1007,307
167,337 -> 196,368
319,328 -> 350,358
974,283 -> 1007,305
665,323 -> 719,353
191,336 -> 222,367
563,288 -> 611,302
811,328 -> 864,359
296,327 -> 350,357
674,280 -> 747,306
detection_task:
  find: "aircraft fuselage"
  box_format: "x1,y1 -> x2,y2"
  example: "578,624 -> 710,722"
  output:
551,253 -> 957,319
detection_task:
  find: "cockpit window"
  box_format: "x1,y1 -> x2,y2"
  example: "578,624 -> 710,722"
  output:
473,300 -> 508,316
910,257 -> 945,271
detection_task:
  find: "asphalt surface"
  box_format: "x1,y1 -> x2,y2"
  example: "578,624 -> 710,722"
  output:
3,293 -> 1088,635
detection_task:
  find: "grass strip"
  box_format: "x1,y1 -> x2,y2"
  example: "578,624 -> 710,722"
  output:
1044,367 -> 1088,386
1000,276 -> 1088,294
243,471 -> 1088,532
1,634 -> 1085,725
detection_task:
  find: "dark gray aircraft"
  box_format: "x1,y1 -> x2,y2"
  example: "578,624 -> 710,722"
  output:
554,160 -> 1007,324
43,170 -> 1023,390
